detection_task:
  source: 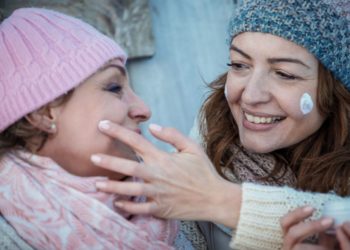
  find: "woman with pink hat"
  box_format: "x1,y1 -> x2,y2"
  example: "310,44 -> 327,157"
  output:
0,8 -> 189,249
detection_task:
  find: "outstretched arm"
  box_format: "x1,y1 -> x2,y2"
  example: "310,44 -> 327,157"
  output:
92,120 -> 346,250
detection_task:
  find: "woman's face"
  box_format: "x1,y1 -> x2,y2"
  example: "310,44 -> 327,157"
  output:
41,59 -> 151,179
226,32 -> 325,153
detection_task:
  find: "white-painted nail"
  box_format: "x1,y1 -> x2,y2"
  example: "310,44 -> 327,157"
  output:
321,218 -> 334,227
96,182 -> 107,189
149,123 -> 162,132
115,202 -> 124,208
98,120 -> 110,130
303,206 -> 314,213
91,155 -> 101,164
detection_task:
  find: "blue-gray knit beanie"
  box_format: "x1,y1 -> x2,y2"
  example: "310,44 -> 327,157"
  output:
228,0 -> 350,90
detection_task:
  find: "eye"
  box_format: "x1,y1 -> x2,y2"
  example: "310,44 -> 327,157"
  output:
275,71 -> 299,80
104,82 -> 122,94
227,62 -> 249,71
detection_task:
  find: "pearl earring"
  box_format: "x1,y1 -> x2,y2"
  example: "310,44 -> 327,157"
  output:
50,123 -> 57,132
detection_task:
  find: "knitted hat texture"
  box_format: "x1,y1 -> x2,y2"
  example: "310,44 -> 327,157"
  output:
228,0 -> 350,90
0,8 -> 127,132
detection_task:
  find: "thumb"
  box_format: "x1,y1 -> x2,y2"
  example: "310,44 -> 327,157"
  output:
148,124 -> 200,153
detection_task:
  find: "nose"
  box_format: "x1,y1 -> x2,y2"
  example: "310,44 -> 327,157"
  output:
241,70 -> 271,105
128,91 -> 151,123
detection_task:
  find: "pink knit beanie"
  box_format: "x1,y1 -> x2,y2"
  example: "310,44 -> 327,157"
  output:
0,8 -> 127,132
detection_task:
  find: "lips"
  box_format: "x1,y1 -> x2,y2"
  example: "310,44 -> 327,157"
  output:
243,110 -> 286,125
241,111 -> 286,131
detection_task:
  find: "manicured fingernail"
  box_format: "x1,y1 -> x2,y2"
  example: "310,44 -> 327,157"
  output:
149,123 -> 162,131
303,206 -> 314,213
91,155 -> 101,164
115,202 -> 124,208
99,120 -> 111,130
321,218 -> 333,227
96,182 -> 107,189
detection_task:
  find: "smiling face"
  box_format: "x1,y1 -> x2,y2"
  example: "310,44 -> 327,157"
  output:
226,32 -> 325,153
39,59 -> 151,179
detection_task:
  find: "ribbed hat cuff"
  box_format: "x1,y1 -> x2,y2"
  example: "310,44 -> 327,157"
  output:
0,36 -> 125,131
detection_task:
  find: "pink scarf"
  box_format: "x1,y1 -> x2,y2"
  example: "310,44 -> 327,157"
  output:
0,150 -> 178,250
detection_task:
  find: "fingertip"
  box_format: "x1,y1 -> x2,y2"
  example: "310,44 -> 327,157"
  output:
91,154 -> 102,164
321,217 -> 334,227
96,181 -> 107,189
303,206 -> 314,214
114,201 -> 124,208
149,123 -> 162,132
98,120 -> 111,131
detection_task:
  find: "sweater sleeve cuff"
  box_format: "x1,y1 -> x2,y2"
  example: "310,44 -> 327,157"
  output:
230,183 -> 341,250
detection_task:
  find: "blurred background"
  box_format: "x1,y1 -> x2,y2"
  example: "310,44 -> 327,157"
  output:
0,0 -> 241,150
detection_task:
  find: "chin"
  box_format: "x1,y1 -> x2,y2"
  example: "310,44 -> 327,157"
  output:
240,140 -> 275,154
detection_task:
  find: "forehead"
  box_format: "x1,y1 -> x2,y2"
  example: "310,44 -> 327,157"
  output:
231,32 -> 317,61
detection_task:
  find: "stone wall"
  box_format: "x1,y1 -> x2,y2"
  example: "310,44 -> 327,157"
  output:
129,0 -> 239,150
0,0 -> 154,59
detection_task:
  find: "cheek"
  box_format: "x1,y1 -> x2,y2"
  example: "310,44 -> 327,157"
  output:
101,99 -> 129,124
225,74 -> 241,103
278,91 -> 317,120
299,93 -> 314,115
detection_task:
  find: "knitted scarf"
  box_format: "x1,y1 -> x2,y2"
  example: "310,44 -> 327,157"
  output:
193,143 -> 297,250
0,150 -> 178,250
223,143 -> 297,186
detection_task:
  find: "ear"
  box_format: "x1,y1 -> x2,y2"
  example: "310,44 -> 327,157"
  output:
25,108 -> 58,134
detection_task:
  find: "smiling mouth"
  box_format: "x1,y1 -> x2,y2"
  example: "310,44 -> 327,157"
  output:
244,112 -> 285,124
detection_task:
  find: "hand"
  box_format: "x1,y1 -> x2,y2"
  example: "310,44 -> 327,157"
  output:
336,222 -> 350,249
91,121 -> 242,228
280,206 -> 336,250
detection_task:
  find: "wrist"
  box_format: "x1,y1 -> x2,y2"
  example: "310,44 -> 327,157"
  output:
204,179 -> 242,229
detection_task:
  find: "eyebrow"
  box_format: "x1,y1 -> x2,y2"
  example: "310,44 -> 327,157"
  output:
267,58 -> 311,69
99,63 -> 126,76
230,44 -> 311,69
230,45 -> 251,60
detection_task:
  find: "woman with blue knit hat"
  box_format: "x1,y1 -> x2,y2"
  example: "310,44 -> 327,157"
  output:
92,0 -> 350,249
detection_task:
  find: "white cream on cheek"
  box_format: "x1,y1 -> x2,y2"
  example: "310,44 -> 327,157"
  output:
224,84 -> 228,99
300,93 -> 314,115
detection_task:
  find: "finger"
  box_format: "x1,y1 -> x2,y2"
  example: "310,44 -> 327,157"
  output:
283,218 -> 333,248
98,120 -> 157,155
91,154 -> 150,179
148,124 -> 200,153
115,200 -> 158,215
336,225 -> 350,250
318,232 -> 337,249
280,206 -> 314,234
95,180 -> 153,197
292,244 -> 328,250
341,222 -> 350,237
